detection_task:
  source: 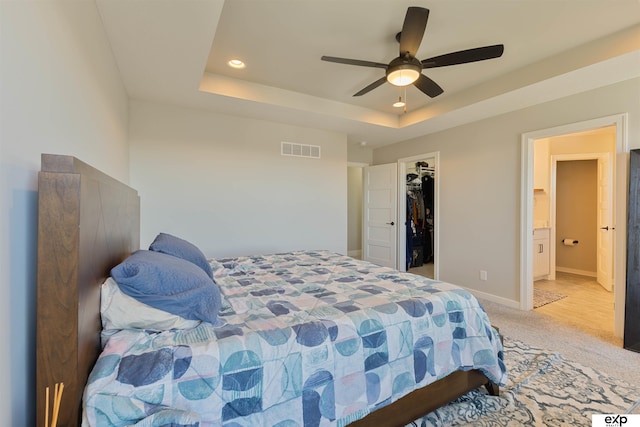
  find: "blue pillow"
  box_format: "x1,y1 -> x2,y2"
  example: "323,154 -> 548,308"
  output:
111,250 -> 222,325
149,233 -> 213,278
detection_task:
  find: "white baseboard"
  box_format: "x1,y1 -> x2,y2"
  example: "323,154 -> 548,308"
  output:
465,287 -> 521,309
556,267 -> 597,278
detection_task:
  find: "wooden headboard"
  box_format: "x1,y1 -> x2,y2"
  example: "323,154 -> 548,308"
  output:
36,154 -> 140,426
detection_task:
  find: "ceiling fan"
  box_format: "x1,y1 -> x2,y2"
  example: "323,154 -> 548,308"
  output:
321,6 -> 504,98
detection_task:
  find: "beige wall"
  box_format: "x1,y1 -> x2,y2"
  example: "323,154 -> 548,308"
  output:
533,139 -> 551,227
556,160 -> 598,273
1,3 -> 129,425
373,77 -> 640,306
348,143 -> 373,164
550,129 -> 616,155
347,167 -> 363,255
129,100 -> 348,257
534,128 -> 615,231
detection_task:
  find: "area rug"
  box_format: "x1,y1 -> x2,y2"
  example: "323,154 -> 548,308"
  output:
533,288 -> 567,308
407,337 -> 640,426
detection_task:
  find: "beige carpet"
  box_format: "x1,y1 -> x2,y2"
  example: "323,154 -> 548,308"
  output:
477,297 -> 640,389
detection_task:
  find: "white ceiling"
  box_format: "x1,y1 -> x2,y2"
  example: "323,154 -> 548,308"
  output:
96,0 -> 640,148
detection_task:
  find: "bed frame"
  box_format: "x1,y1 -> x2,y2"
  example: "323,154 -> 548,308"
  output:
36,154 -> 140,427
35,154 -> 498,426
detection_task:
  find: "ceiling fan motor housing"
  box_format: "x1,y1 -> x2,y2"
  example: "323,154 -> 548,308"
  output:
386,55 -> 422,86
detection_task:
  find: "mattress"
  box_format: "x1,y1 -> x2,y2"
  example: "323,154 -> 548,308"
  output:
82,250 -> 507,426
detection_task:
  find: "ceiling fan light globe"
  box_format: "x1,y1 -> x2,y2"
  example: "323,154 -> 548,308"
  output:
387,68 -> 419,86
386,56 -> 422,86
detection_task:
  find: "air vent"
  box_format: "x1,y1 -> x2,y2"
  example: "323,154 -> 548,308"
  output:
281,142 -> 321,159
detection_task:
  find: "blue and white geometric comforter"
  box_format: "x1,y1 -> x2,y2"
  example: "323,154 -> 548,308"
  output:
82,250 -> 507,426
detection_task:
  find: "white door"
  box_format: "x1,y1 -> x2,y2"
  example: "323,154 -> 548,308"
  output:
597,153 -> 614,291
363,163 -> 397,268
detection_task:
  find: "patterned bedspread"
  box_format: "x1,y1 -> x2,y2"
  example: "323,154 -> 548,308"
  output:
83,250 -> 507,426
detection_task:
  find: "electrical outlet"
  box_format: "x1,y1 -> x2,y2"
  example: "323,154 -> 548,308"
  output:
480,270 -> 488,281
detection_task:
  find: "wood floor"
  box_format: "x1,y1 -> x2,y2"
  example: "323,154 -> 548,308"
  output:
534,271 -> 620,346
409,262 -> 434,279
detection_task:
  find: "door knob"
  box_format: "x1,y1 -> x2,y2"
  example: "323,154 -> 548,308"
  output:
600,226 -> 609,230
386,221 -> 395,226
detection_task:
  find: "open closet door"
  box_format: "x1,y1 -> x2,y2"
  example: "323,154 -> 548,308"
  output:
625,149 -> 640,353
363,163 -> 397,268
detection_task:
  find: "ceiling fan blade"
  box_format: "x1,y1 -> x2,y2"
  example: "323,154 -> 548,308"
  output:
399,7 -> 429,57
321,56 -> 387,69
353,77 -> 387,97
422,44 -> 504,68
413,74 -> 444,98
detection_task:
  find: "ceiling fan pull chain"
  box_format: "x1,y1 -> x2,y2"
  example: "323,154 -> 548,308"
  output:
404,86 -> 408,114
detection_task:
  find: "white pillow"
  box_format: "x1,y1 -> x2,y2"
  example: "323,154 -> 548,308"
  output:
100,277 -> 201,331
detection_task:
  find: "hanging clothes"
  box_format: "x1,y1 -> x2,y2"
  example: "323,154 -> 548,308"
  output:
422,174 -> 434,211
421,174 -> 434,263
406,195 -> 413,270
406,173 -> 425,268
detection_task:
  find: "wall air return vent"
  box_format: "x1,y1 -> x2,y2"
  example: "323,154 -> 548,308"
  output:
281,142 -> 321,159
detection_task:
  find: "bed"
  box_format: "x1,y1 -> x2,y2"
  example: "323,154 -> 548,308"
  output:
35,154 -> 506,427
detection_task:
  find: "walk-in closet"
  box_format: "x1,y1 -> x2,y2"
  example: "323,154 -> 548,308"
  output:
406,160 -> 435,277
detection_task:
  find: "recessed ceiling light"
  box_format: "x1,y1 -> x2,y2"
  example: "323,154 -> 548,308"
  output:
227,59 -> 245,69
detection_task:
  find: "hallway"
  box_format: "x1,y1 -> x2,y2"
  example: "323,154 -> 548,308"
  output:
534,272 -> 619,346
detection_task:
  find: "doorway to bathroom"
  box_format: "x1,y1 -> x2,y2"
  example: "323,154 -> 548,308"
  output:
521,114 -> 626,341
534,152 -> 618,345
